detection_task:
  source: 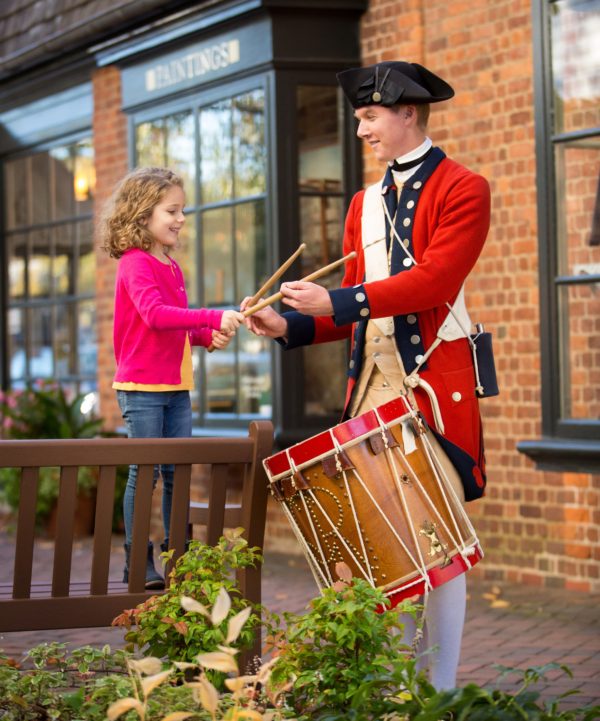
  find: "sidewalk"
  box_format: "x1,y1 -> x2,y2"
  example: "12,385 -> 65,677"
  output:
1,532 -> 599,710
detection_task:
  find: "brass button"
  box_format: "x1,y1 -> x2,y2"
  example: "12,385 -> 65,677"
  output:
410,334 -> 420,345
407,200 -> 415,209
407,314 -> 417,324
413,180 -> 422,189
355,291 -> 366,302
359,308 -> 370,317
403,258 -> 413,267
452,391 -> 462,402
403,218 -> 411,227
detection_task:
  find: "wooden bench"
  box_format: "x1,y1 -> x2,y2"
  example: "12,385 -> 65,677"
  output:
0,420 -> 273,662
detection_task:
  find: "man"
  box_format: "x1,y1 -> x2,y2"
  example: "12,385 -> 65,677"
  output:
244,61 -> 491,689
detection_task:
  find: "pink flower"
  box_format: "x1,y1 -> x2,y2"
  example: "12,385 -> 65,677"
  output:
6,396 -> 18,409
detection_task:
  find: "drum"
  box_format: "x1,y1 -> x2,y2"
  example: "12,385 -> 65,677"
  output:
263,397 -> 483,608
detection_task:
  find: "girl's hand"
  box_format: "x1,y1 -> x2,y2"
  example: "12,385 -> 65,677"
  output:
211,330 -> 234,350
241,297 -> 288,338
220,310 -> 244,334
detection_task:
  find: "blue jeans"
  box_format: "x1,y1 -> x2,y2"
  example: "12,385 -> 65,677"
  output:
117,390 -> 192,546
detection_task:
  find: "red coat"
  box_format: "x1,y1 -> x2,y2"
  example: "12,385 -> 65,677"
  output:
297,155 -> 491,500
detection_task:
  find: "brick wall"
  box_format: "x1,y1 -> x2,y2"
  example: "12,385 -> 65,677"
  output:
93,66 -> 128,431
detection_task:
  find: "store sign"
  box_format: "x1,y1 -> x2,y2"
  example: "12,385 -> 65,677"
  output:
121,22 -> 270,107
144,39 -> 240,92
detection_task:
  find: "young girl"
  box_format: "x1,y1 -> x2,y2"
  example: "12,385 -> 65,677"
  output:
101,166 -> 243,589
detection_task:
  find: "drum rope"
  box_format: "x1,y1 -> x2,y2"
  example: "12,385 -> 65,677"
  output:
373,407 -> 434,593
279,498 -> 329,592
420,436 -> 481,565
330,430 -> 376,586
284,449 -> 334,588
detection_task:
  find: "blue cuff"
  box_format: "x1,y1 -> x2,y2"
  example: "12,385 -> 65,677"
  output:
330,285 -> 371,327
275,312 -> 316,350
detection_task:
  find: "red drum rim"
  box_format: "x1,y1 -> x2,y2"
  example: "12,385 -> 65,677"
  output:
264,396 -> 414,480
379,543 -> 484,612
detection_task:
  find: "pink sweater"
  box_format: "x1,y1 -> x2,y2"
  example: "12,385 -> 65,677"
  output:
113,249 -> 223,385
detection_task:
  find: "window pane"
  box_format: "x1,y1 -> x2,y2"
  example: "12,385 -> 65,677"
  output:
78,300 -> 97,377
235,201 -> 267,302
233,90 -> 266,197
73,139 -> 95,217
555,142 -> 600,276
300,195 -> 347,417
200,100 -> 232,204
298,85 -> 342,191
55,303 -> 75,377
8,308 -> 26,381
4,157 -> 29,229
51,145 -> 76,220
78,220 -> 95,295
206,337 -> 237,414
29,229 -> 52,298
165,112 -> 195,193
203,207 -> 233,306
31,152 -> 51,224
30,306 -> 53,378
551,0 -> 600,134
8,234 -> 27,300
239,326 -> 271,416
136,121 -> 166,167
558,283 -> 600,420
55,224 -> 75,296
175,217 -> 197,302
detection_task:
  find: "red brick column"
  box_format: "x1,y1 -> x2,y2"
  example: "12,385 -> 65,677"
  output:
93,66 -> 128,432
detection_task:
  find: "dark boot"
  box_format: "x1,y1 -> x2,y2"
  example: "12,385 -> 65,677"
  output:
123,542 -> 165,590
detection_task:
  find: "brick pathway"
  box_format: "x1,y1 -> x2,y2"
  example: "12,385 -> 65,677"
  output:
1,532 -> 598,711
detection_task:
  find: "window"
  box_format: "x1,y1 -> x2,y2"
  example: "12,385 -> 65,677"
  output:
135,87 -> 271,427
297,85 -> 347,418
3,138 -> 96,396
521,0 -> 600,469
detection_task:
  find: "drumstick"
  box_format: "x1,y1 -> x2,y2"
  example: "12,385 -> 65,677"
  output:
208,244 -> 307,352
248,243 -> 306,306
243,251 -> 357,317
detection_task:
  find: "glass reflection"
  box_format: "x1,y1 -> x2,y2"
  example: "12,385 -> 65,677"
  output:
8,234 -> 26,300
238,326 -> 271,416
136,122 -> 165,167
8,308 -> 26,382
73,139 -> 95,216
78,220 -> 96,295
31,152 -> 51,224
235,201 -> 267,301
200,100 -> 233,204
551,0 -> 600,134
55,225 -> 74,296
4,157 -> 29,230
203,207 -> 233,306
30,306 -> 53,378
233,91 -> 266,197
30,230 -> 52,298
78,301 -> 97,377
166,113 -> 195,192
206,334 -> 237,414
558,283 -> 600,420
55,303 -> 75,377
51,146 -> 76,220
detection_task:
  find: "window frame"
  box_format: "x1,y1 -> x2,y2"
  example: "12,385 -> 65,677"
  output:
1,130 -> 97,393
518,0 -> 600,471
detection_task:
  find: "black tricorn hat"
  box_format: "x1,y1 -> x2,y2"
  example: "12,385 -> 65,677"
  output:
337,61 -> 454,108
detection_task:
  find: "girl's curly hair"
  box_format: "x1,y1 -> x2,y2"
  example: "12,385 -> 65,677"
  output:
100,167 -> 184,259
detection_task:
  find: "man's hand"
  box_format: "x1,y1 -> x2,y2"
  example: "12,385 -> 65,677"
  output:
280,281 -> 333,316
241,297 -> 289,338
